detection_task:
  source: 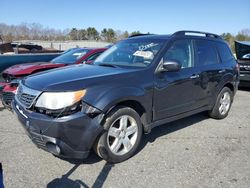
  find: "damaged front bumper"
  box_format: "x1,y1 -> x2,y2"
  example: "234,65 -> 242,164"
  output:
0,82 -> 17,110
12,99 -> 104,159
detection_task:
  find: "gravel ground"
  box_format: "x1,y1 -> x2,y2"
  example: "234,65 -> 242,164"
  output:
0,88 -> 250,188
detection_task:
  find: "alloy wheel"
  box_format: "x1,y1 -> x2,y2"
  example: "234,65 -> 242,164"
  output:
219,91 -> 231,115
107,115 -> 138,156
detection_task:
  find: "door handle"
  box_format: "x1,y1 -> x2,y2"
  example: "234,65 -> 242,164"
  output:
219,69 -> 226,73
190,74 -> 200,79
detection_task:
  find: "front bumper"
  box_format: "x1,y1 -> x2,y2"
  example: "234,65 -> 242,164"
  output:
0,83 -> 16,109
12,99 -> 104,159
239,61 -> 250,86
240,73 -> 250,81
1,91 -> 15,109
239,73 -> 250,87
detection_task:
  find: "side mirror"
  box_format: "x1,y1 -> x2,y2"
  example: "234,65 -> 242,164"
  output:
161,60 -> 181,72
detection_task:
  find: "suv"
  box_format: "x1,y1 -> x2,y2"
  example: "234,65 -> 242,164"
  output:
12,31 -> 239,163
235,41 -> 250,87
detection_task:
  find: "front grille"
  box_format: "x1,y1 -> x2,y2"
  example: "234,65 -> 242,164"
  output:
239,64 -> 250,72
16,83 -> 41,108
2,92 -> 14,105
17,93 -> 36,107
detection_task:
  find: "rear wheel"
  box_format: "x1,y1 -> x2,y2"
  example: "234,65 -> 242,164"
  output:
94,106 -> 142,163
209,87 -> 233,119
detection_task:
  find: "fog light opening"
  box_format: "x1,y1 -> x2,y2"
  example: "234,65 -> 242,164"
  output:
46,142 -> 61,155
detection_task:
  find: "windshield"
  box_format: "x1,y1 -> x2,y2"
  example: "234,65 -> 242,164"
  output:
94,39 -> 164,67
51,48 -> 89,64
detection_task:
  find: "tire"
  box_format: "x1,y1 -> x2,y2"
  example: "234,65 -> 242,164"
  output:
94,106 -> 143,163
209,87 -> 233,119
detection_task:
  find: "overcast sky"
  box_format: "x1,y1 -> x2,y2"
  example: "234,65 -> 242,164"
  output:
0,0 -> 249,35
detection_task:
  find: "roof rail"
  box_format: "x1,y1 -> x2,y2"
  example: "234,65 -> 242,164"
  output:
173,30 -> 222,39
128,33 -> 153,38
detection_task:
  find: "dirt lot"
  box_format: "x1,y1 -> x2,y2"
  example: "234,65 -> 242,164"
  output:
0,88 -> 250,188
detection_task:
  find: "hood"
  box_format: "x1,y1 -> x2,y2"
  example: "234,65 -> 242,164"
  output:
23,64 -> 139,91
235,41 -> 250,60
3,62 -> 65,76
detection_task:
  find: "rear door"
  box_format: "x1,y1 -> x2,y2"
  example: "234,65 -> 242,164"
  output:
194,39 -> 224,105
153,39 -> 205,121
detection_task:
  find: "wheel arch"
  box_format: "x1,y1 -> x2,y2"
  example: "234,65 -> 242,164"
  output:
223,82 -> 234,92
103,99 -> 149,133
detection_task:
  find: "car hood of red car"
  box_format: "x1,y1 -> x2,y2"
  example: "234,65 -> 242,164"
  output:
3,62 -> 65,76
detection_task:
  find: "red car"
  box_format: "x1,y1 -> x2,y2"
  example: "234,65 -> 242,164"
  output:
0,47 -> 106,109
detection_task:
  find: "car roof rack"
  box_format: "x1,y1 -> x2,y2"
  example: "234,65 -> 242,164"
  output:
173,30 -> 222,39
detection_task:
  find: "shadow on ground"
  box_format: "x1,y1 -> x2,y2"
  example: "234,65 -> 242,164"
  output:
137,112 -> 208,154
47,161 -> 114,188
47,112 -> 209,187
238,86 -> 250,92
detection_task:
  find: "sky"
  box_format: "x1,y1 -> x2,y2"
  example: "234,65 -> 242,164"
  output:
0,0 -> 249,35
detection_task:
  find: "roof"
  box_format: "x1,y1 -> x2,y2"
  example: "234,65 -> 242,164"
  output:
128,31 -> 222,41
128,34 -> 171,40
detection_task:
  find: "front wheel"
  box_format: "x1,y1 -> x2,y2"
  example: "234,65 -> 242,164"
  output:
94,106 -> 143,163
209,87 -> 233,119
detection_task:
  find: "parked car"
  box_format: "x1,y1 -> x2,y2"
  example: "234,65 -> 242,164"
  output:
0,42 -> 63,72
235,41 -> 250,87
0,47 -> 106,109
12,31 -> 239,163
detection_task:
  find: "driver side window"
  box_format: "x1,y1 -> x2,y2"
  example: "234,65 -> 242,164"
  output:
163,39 -> 194,69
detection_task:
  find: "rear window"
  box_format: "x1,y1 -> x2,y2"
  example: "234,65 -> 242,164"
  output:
195,40 -> 219,66
216,43 -> 234,62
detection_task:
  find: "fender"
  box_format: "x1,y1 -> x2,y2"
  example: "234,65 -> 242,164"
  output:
210,71 -> 237,108
84,86 -> 153,124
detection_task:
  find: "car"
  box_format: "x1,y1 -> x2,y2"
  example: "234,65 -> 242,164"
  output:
12,31 -> 239,163
235,41 -> 250,87
2,47 -> 107,82
239,53 -> 250,87
0,47 -> 107,108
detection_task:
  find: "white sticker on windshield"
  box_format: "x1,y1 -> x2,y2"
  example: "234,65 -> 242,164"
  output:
139,43 -> 158,51
133,51 -> 154,59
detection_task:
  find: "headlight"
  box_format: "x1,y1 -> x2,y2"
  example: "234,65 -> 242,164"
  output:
35,90 -> 86,110
10,79 -> 21,87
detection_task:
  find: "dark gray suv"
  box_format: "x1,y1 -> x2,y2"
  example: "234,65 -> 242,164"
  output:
13,31 -> 239,163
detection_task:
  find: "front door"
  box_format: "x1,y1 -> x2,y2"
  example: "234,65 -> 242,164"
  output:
153,39 -> 205,121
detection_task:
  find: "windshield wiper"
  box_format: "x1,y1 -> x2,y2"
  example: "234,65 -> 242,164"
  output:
98,63 -> 117,68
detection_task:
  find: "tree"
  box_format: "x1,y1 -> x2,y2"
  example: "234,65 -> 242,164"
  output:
69,28 -> 78,40
1,22 -> 249,46
101,28 -> 116,42
130,31 -> 141,37
221,32 -> 235,52
4,32 -> 13,42
86,27 -> 99,40
122,31 -> 129,39
235,33 -> 247,41
30,23 -> 43,40
101,28 -> 108,41
78,29 -> 87,40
